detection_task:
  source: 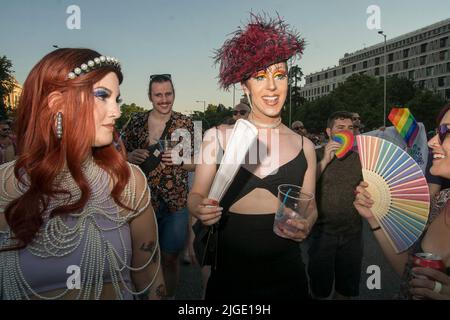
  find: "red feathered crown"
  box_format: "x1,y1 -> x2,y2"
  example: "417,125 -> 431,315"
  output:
214,13 -> 305,90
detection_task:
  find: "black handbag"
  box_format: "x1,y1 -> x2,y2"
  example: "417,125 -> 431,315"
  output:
138,118 -> 172,176
192,220 -> 219,268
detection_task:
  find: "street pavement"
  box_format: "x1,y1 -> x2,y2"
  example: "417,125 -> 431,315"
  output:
175,220 -> 401,300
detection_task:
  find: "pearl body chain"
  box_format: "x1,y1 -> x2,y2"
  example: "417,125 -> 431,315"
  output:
0,160 -> 160,300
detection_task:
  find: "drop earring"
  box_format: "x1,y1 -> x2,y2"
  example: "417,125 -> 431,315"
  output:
56,112 -> 63,139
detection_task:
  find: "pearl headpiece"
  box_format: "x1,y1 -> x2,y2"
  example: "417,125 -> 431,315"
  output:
67,55 -> 121,79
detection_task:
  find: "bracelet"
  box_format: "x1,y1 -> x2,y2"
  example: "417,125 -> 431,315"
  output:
371,226 -> 381,232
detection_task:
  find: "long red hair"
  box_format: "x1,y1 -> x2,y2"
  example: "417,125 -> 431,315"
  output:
4,48 -> 130,250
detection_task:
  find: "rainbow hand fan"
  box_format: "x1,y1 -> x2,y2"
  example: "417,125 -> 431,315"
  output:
356,135 -> 430,253
332,130 -> 355,159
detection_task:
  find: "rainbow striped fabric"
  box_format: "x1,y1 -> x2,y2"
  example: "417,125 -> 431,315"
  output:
388,107 -> 419,148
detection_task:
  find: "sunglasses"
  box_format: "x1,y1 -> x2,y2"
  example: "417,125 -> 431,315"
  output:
435,124 -> 450,144
233,110 -> 248,116
352,117 -> 360,120
150,74 -> 171,80
293,126 -> 304,130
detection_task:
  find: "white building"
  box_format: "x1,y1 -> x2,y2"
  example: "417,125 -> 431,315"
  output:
301,18 -> 450,101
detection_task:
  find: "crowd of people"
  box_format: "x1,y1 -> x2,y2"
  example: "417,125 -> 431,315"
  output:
0,13 -> 449,300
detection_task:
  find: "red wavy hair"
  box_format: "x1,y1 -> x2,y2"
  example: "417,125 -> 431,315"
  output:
4,48 -> 130,251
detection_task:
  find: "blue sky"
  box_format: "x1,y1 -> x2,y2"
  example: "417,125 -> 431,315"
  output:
1,0 -> 449,113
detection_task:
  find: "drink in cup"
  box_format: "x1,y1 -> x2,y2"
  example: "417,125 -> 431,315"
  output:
159,139 -> 177,152
273,184 -> 314,238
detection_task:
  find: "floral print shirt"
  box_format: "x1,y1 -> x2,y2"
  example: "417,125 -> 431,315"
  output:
121,110 -> 195,213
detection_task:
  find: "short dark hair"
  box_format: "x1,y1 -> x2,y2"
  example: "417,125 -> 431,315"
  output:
148,74 -> 175,98
327,111 -> 354,129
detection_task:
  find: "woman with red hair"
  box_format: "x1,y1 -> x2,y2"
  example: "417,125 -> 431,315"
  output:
0,48 -> 165,299
188,14 -> 318,300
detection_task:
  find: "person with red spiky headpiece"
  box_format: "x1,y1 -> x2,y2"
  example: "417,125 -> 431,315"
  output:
188,13 -> 318,300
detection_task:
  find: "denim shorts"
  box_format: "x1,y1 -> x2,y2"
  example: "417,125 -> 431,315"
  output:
155,201 -> 189,254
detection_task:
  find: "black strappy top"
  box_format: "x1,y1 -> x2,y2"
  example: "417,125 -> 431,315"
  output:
219,135 -> 308,212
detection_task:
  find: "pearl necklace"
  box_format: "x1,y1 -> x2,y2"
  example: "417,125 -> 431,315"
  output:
248,114 -> 282,129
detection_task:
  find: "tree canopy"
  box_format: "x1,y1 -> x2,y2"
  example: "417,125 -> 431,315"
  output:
292,74 -> 447,133
0,56 -> 15,120
116,102 -> 147,129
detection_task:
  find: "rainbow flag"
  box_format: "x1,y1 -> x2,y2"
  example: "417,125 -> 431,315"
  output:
388,107 -> 419,148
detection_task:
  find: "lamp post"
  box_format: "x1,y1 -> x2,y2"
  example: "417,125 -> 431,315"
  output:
196,100 -> 206,113
233,84 -> 236,107
378,30 -> 387,127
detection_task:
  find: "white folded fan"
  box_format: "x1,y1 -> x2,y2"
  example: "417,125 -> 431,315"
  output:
208,119 -> 258,202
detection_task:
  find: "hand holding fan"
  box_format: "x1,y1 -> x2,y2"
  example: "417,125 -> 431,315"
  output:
208,119 -> 258,202
332,130 -> 354,159
356,135 -> 430,253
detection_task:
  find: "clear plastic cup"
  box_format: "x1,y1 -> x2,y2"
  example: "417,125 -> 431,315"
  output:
273,184 -> 314,238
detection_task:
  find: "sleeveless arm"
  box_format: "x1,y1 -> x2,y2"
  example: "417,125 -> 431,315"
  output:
302,138 -> 318,229
127,164 -> 166,299
188,127 -> 221,218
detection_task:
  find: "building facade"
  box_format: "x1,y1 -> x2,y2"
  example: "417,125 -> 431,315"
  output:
3,77 -> 22,111
300,18 -> 450,101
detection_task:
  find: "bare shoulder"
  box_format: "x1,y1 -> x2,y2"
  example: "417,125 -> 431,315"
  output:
282,127 -> 315,160
301,136 -> 315,152
127,163 -> 147,187
122,163 -> 150,211
282,125 -> 314,149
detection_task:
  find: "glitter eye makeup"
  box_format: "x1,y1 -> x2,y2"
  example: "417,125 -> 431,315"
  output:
273,70 -> 287,79
93,87 -> 121,104
93,87 -> 111,100
252,70 -> 267,80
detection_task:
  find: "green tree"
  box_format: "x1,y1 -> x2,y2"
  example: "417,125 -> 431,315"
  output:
408,90 -> 446,131
284,64 -> 304,126
288,65 -> 303,89
0,56 -> 15,119
292,74 -> 446,133
191,103 -> 233,131
116,102 -> 146,129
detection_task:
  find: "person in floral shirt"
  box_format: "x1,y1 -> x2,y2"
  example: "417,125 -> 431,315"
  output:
121,74 -> 195,299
